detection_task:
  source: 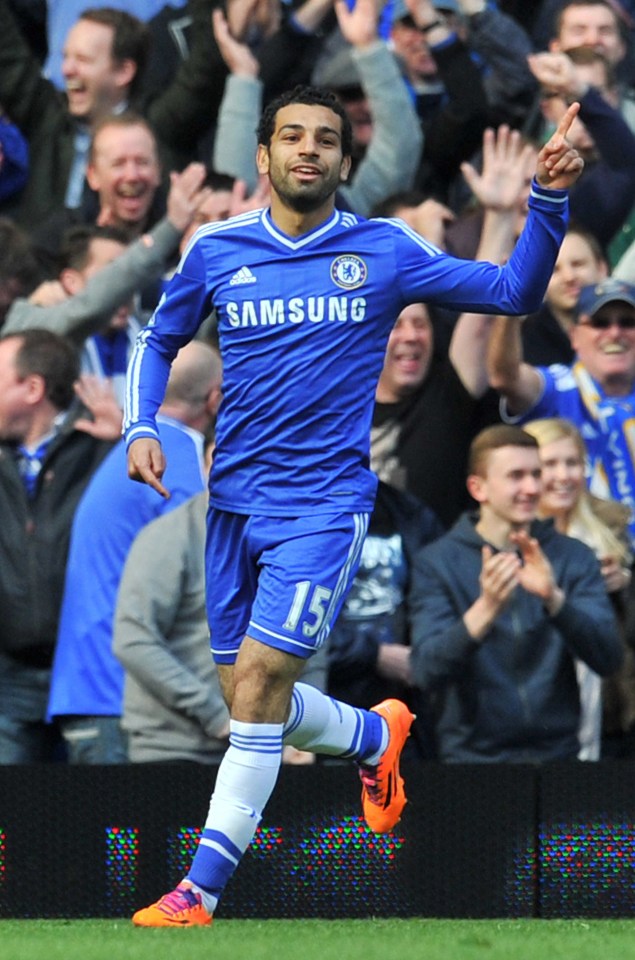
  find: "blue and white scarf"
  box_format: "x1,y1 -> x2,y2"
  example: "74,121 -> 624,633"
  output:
573,362 -> 635,542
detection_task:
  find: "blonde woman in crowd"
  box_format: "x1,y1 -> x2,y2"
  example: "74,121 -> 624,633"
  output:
524,416 -> 635,759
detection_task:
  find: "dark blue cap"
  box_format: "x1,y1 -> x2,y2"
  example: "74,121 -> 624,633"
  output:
576,278 -> 635,319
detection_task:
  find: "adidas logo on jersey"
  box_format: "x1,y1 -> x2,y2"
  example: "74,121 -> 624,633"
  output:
229,266 -> 257,286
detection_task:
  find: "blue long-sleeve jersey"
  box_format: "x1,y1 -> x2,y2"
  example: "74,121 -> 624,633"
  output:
124,182 -> 568,516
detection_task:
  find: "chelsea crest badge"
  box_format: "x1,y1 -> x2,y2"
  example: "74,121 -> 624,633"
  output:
330,255 -> 368,290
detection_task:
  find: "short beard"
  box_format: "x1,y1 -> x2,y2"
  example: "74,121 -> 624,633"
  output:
281,189 -> 331,213
272,166 -> 342,214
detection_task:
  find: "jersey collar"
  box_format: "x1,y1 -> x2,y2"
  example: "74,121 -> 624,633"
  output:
261,208 -> 340,250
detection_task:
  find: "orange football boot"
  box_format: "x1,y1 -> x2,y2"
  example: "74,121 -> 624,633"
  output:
359,698 -> 415,833
132,881 -> 212,927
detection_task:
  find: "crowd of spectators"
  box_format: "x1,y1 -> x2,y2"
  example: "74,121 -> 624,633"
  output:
1,0 -> 635,765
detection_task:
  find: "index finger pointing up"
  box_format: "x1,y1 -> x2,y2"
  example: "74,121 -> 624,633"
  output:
554,101 -> 580,140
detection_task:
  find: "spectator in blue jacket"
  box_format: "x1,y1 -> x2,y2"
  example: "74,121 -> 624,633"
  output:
47,340 -> 222,763
0,114 -> 29,203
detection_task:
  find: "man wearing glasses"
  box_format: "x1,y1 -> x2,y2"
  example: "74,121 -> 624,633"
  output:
488,277 -> 635,545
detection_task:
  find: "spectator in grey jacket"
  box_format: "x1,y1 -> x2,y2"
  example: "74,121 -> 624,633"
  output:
4,161 -> 207,345
114,490 -> 230,764
114,485 -> 329,765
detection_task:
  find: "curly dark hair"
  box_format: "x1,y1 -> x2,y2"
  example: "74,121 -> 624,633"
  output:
257,85 -> 353,158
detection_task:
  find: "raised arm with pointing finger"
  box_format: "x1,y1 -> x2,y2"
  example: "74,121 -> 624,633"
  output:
126,98 -> 583,499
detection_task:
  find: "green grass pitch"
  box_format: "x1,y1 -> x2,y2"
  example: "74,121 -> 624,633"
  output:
2,918 -> 635,960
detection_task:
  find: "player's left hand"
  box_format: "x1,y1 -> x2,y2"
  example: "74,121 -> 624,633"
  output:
535,102 -> 584,190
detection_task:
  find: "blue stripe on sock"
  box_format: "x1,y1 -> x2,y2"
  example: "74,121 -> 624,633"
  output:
338,707 -> 362,760
357,709 -> 384,762
229,732 -> 282,754
340,707 -> 384,762
284,687 -> 304,738
200,828 -> 245,863
189,830 -> 241,897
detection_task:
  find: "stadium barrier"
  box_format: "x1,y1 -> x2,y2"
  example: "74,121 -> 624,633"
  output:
0,762 -> 634,919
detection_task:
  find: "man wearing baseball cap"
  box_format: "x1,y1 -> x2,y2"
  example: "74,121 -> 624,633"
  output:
488,276 -> 635,543
577,277 -> 635,317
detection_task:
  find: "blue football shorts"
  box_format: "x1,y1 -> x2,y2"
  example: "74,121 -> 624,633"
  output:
205,507 -> 370,664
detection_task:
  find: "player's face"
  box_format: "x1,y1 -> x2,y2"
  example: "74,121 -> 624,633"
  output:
470,446 -> 542,529
570,302 -> 635,393
537,436 -> 585,521
551,4 -> 625,66
546,233 -> 606,315
377,304 -> 433,402
257,103 -> 351,214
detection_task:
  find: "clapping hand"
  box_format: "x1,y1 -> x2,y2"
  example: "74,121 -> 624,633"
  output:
509,529 -> 565,615
480,545 -> 521,612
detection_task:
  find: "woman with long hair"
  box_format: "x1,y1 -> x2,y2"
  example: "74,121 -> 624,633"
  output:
523,417 -> 635,759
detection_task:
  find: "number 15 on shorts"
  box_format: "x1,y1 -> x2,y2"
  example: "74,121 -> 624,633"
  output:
283,580 -> 333,638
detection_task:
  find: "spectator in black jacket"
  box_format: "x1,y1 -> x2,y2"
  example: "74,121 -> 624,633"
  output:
527,47 -> 635,252
521,223 -> 608,367
389,0 -> 537,205
0,329 -> 117,762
